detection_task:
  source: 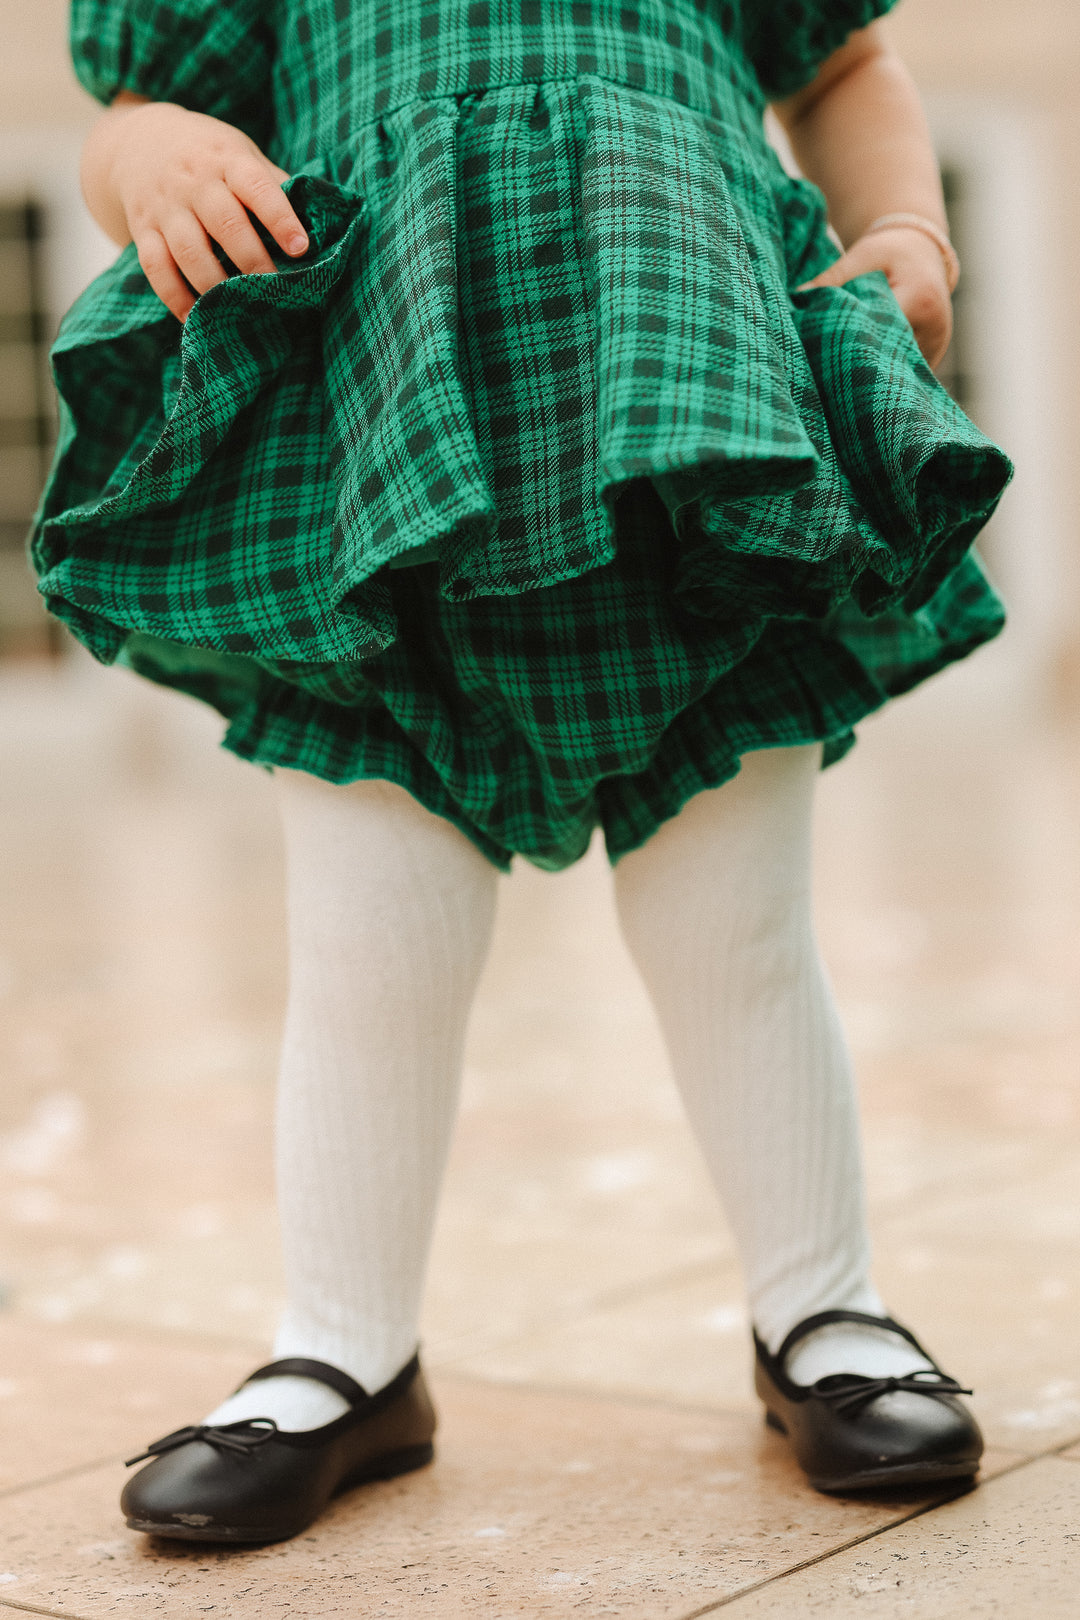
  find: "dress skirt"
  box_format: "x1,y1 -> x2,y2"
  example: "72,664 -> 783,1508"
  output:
34,3 -> 1012,868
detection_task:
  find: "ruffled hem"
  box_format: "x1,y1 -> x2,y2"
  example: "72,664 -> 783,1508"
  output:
34,76 -> 1010,674
119,545 -> 1004,871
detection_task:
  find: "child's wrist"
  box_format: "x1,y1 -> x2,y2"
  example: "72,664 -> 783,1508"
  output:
97,102 -> 177,241
860,213 -> 960,292
82,110 -> 136,245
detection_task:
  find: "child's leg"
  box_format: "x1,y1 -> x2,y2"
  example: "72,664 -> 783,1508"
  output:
612,745 -> 929,1382
208,773 -> 498,1430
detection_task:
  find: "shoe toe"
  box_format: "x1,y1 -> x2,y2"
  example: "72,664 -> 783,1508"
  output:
120,1359 -> 438,1544
121,1442 -> 308,1542
871,1388 -> 983,1467
754,1313 -> 983,1495
805,1391 -> 984,1491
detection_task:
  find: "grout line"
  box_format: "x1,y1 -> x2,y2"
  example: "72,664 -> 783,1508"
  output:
7,1257 -> 738,1386
0,1600 -> 96,1619
426,1249 -> 737,1372
0,1312 -> 266,1360
0,1457 -> 118,1503
864,1141 -> 1080,1233
674,1517 -> 938,1620
577,1251 -> 736,1315
431,1362 -> 756,1421
672,1448 -> 1046,1619
430,1362 -> 1080,1462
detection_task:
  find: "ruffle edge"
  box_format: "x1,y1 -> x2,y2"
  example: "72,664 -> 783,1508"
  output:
34,78 -> 1011,684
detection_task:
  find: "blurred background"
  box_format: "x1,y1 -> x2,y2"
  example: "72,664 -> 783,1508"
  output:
4,5 -> 1080,1602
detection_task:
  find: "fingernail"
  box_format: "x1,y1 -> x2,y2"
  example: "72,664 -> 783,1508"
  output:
288,231 -> 308,254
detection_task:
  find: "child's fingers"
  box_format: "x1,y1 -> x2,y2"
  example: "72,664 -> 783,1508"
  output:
227,157 -> 309,257
135,228 -> 197,322
797,253 -> 861,291
890,277 -> 952,367
162,216 -> 231,298
197,181 -> 279,275
796,237 -> 952,366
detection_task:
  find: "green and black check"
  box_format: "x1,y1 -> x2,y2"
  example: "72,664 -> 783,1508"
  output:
35,0 -> 1011,868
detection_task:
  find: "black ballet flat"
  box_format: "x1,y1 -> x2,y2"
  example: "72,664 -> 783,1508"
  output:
121,1352 -> 435,1544
754,1309 -> 983,1494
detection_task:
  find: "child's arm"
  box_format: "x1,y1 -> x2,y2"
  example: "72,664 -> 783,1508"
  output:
80,93 -> 310,323
772,22 -> 954,367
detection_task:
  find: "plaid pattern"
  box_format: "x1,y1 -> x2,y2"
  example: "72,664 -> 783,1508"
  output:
744,0 -> 895,98
35,0 -> 1011,869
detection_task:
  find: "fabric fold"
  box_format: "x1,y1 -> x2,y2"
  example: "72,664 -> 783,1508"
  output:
36,79 -> 1010,671
32,70 -> 1011,869
37,176 -> 381,663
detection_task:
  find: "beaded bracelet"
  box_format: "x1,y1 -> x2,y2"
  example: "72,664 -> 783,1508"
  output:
863,212 -> 961,293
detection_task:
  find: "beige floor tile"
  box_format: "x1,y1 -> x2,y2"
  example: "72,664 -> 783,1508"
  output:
0,1040 -> 728,1357
439,1264 -> 754,1403
0,1319 -> 254,1496
717,1455 -> 1079,1618
868,1188 -> 1080,1452
882,1149 -> 1080,1249
4,648 -> 1080,1611
0,1070 -> 282,1343
445,1245 -> 1080,1466
1,1097 -> 727,1361
422,1114 -> 729,1357
859,1108 -> 1058,1217
0,1374 -> 967,1620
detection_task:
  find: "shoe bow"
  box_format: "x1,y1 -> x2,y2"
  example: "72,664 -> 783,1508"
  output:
815,1371 -> 973,1418
125,1418 -> 279,1467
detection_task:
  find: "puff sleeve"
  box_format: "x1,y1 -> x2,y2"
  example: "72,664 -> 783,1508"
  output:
743,0 -> 899,100
70,0 -> 275,139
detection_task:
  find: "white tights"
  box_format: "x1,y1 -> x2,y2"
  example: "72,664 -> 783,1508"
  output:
208,750 -> 926,1432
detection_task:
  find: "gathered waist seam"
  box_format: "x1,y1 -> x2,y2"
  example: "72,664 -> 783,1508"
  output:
274,66 -> 767,174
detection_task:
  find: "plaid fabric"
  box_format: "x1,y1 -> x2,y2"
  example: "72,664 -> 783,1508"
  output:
120,497 -> 1003,871
35,0 -> 1011,869
744,0 -> 895,98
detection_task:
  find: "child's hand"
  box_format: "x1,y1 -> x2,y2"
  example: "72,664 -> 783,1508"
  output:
798,226 -> 953,370
88,98 -> 310,323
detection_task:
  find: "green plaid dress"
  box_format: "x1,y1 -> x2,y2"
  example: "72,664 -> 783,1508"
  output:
35,0 -> 1011,869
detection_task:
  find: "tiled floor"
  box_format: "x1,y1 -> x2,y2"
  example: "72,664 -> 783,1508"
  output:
1,642 -> 1078,1616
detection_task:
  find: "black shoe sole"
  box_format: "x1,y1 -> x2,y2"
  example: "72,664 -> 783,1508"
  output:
337,1440 -> 436,1493
764,1409 -> 978,1494
811,1460 -> 979,1493
125,1441 -> 435,1543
